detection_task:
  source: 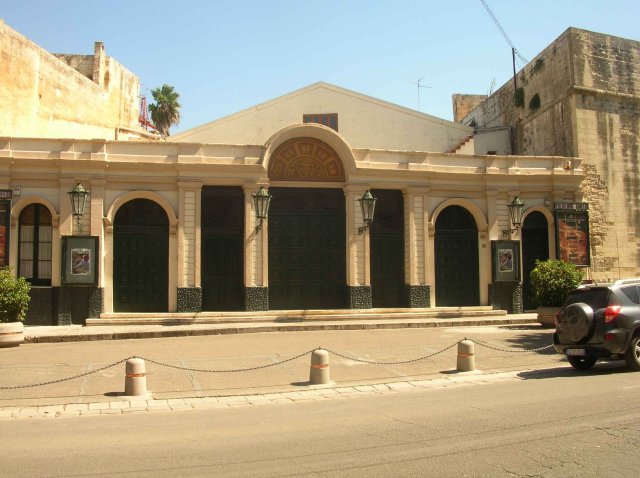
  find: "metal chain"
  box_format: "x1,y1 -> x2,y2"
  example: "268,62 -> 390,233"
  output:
0,357 -> 135,390
323,342 -> 460,365
0,339 -> 553,390
136,349 -> 316,373
472,338 -> 555,353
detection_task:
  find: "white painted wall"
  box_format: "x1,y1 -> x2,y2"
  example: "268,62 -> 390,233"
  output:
174,83 -> 473,153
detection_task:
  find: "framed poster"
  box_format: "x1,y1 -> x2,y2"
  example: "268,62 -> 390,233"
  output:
555,203 -> 590,267
491,240 -> 521,282
62,236 -> 98,285
0,199 -> 10,268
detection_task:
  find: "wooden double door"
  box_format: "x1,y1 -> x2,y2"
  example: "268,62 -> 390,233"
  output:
268,188 -> 346,310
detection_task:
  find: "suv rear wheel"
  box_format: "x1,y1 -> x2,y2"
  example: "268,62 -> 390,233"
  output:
558,303 -> 594,343
567,355 -> 597,370
624,335 -> 640,371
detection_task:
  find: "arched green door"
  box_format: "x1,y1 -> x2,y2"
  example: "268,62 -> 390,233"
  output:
522,211 -> 549,310
114,199 -> 168,312
435,205 -> 479,306
370,190 -> 405,308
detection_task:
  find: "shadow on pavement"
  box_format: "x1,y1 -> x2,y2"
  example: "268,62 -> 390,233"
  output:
517,361 -> 631,380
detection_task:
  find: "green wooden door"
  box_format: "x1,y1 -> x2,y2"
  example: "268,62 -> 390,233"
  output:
269,188 -> 345,310
114,199 -> 168,312
435,205 -> 479,306
201,187 -> 244,311
371,190 -> 405,308
522,212 -> 549,310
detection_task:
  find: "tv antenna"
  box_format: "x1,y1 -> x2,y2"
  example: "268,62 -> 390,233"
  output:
410,77 -> 433,111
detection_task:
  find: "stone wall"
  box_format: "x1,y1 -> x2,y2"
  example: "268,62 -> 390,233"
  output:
0,20 -> 142,140
460,28 -> 640,280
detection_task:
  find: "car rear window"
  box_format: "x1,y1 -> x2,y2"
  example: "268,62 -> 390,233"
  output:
620,285 -> 640,304
563,288 -> 611,310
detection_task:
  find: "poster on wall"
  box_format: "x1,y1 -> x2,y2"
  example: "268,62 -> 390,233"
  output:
491,240 -> 521,282
555,203 -> 590,267
62,236 -> 98,285
0,196 -> 11,268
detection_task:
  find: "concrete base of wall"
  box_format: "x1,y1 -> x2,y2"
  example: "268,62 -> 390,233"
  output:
245,287 -> 268,311
489,281 -> 523,314
348,286 -> 372,309
177,288 -> 202,312
406,285 -> 431,308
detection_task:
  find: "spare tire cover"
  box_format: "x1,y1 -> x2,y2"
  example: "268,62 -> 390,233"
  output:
559,302 -> 594,343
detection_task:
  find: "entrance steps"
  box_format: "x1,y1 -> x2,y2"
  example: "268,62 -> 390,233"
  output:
89,306 -> 506,326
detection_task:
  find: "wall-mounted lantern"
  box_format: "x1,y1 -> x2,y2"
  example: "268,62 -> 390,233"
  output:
68,183 -> 89,232
502,196 -> 525,237
358,190 -> 377,234
252,186 -> 272,233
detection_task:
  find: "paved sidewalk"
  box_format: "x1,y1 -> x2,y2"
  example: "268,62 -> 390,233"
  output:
23,313 -> 540,343
0,313 -> 572,420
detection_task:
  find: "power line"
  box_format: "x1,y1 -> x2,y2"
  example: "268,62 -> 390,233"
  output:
479,0 -> 528,64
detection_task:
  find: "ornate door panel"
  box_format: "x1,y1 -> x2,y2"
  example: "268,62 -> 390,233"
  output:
269,188 -> 346,310
434,206 -> 479,307
114,199 -> 168,312
371,190 -> 405,308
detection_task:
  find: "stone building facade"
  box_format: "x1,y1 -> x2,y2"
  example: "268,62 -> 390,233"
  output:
0,24 -> 585,324
457,28 -> 640,281
0,20 -> 150,140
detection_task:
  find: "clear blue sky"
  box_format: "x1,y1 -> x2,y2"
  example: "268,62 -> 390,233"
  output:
2,0 -> 638,134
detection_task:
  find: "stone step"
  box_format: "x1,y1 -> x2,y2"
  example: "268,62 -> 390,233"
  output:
89,306 -> 505,326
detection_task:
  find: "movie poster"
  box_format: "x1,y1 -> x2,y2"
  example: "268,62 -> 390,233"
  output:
555,204 -> 590,267
71,248 -> 91,275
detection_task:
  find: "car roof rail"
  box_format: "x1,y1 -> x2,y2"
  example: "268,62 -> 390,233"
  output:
614,278 -> 640,286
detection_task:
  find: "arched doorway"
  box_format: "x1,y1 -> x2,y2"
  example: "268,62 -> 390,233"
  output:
370,189 -> 405,308
522,211 -> 549,310
267,137 -> 346,310
435,205 -> 479,306
113,199 -> 168,312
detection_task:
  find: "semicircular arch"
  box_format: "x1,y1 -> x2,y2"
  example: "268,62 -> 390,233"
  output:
430,198 -> 488,233
105,191 -> 177,232
11,196 -> 59,227
522,206 -> 554,228
263,124 -> 357,180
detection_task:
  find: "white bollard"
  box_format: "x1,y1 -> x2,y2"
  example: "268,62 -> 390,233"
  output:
309,349 -> 330,385
457,340 -> 476,372
124,358 -> 148,396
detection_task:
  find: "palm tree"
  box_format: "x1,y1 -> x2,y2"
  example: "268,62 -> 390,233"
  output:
148,84 -> 181,137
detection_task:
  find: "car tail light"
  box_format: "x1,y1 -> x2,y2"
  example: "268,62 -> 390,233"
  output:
604,305 -> 621,323
604,333 -> 616,341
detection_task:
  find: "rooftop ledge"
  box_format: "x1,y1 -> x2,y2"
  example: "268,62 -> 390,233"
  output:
0,137 -> 582,174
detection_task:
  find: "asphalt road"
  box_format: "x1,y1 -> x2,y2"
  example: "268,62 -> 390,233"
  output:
3,361 -> 640,477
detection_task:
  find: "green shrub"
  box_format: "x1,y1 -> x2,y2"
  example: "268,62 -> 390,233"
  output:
530,259 -> 583,307
0,267 -> 31,323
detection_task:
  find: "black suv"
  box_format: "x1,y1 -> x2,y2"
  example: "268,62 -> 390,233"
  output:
554,278 -> 640,370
